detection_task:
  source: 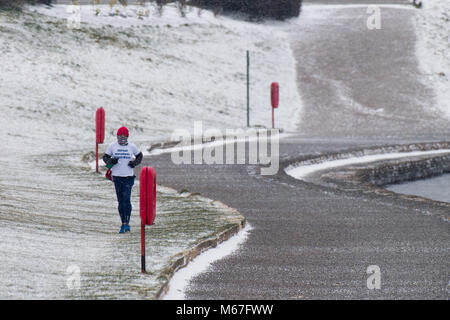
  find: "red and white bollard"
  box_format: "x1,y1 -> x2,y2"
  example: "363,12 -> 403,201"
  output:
139,167 -> 157,273
95,107 -> 105,173
271,82 -> 279,129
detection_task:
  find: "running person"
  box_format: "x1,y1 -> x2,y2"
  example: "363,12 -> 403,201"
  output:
103,126 -> 143,233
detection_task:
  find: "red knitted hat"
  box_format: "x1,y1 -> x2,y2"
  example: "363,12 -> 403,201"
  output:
117,126 -> 129,137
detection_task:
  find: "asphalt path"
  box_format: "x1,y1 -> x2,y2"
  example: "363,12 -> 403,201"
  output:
143,1 -> 450,299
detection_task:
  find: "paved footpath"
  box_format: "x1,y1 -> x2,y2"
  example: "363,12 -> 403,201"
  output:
143,1 -> 450,299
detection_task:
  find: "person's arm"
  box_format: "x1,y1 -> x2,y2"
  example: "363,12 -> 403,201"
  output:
128,152 -> 143,168
103,154 -> 119,166
128,144 -> 143,168
103,144 -> 118,166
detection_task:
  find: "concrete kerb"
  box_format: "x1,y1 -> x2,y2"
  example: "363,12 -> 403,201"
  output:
154,208 -> 246,300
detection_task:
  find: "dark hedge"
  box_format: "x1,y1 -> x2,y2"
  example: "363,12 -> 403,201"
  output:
0,0 -> 52,8
192,0 -> 303,20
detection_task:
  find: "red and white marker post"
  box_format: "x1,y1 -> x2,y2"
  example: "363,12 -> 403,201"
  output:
139,167 -> 157,273
271,82 -> 279,129
95,107 -> 105,173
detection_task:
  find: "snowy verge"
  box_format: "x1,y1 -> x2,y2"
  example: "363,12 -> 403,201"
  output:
24,2 -> 303,145
414,0 -> 450,119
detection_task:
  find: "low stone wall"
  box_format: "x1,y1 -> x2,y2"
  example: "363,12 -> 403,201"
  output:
357,154 -> 450,187
286,143 -> 450,218
288,142 -> 450,189
284,142 -> 450,216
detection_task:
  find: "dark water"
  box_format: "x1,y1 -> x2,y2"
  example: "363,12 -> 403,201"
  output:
387,174 -> 450,203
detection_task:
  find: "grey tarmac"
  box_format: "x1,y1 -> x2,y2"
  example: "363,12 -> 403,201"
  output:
143,1 -> 450,299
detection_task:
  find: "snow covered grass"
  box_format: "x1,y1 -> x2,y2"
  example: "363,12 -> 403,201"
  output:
414,0 -> 450,119
0,148 -> 243,299
22,2 -> 301,146
0,3 -> 301,298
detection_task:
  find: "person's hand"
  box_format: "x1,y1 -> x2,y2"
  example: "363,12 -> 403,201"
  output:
110,157 -> 119,165
128,160 -> 136,168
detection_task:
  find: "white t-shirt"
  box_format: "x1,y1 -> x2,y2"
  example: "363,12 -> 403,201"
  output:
105,141 -> 141,177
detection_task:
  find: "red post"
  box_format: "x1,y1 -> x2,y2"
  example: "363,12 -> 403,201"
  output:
95,107 -> 105,173
141,223 -> 145,273
272,108 -> 274,129
271,82 -> 279,129
96,143 -> 99,173
139,167 -> 157,273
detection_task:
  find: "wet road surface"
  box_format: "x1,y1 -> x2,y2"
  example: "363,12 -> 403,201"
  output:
143,1 -> 450,299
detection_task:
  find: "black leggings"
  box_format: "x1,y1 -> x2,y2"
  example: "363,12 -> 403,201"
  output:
113,176 -> 135,224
